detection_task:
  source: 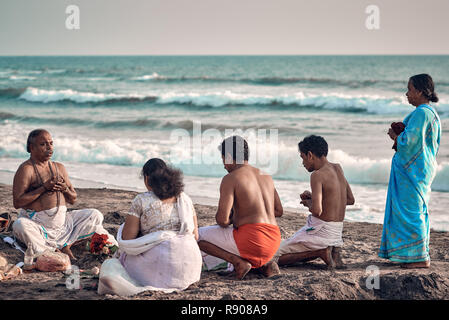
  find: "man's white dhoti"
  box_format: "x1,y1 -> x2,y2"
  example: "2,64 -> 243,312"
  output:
12,206 -> 117,254
198,225 -> 239,271
274,215 -> 343,259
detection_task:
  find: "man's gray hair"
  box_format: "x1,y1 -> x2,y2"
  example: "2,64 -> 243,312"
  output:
26,129 -> 49,153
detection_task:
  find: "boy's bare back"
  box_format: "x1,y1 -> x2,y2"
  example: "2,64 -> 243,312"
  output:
311,162 -> 354,222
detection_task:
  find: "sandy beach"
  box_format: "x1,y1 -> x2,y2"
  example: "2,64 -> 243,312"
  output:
0,183 -> 448,300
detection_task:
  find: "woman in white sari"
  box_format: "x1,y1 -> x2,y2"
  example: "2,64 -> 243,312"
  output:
98,159 -> 202,296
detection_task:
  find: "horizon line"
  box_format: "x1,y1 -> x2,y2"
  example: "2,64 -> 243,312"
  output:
1,53 -> 449,57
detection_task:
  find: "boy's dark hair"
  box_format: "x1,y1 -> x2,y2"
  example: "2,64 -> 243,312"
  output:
409,73 -> 439,103
26,129 -> 48,153
298,135 -> 328,158
220,135 -> 249,163
141,158 -> 184,200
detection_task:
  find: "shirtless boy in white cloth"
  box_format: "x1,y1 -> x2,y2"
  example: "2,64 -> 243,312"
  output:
12,129 -> 117,260
274,135 -> 355,269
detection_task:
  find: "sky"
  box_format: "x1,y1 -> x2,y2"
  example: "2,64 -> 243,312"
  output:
0,0 -> 448,55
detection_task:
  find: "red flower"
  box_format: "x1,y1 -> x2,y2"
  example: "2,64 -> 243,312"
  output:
89,233 -> 109,254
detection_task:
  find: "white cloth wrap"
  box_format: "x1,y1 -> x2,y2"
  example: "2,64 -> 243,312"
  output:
98,192 -> 202,296
13,206 -> 117,254
290,215 -> 344,249
116,192 -> 195,255
275,215 -> 343,259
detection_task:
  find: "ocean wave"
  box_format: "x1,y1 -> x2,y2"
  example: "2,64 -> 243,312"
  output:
155,91 -> 449,115
245,77 -> 392,88
3,66 -> 449,90
0,111 -> 161,128
86,77 -> 117,82
130,73 -> 165,81
0,111 -> 17,120
9,75 -> 36,81
1,112 -> 292,133
42,69 -> 67,74
126,73 -> 409,88
17,87 -> 156,104
274,147 -> 449,192
0,87 -> 27,98
125,73 -> 447,90
2,86 -> 447,115
1,129 -> 448,192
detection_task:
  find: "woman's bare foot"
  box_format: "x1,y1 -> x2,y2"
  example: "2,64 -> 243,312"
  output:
400,260 -> 430,269
318,247 -> 336,270
331,246 -> 345,269
259,261 -> 281,278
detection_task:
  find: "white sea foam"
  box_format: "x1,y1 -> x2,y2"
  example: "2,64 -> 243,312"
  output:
1,128 -> 448,192
158,91 -> 449,115
0,71 -> 13,77
1,156 -> 448,231
131,73 -> 165,81
9,75 -> 36,81
281,148 -> 449,192
20,70 -> 43,75
15,87 -> 449,115
86,77 -> 117,82
18,87 -> 146,103
45,69 -> 66,74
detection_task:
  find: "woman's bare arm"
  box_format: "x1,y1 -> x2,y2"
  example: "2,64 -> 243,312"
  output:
121,215 -> 140,240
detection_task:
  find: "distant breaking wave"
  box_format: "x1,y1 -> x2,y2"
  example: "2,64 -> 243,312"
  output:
114,73 -> 449,89
2,66 -> 449,90
130,72 -> 166,81
129,73 -> 409,88
0,112 -> 299,133
5,86 -> 447,115
0,87 -> 28,98
16,87 -> 157,104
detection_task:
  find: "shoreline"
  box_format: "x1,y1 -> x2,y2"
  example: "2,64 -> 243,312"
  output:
1,181 -> 446,233
3,159 -> 449,232
1,184 -> 449,300
2,156 -> 449,232
0,173 -> 301,213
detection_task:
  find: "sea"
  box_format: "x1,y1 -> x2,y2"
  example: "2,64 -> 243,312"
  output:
0,55 -> 448,230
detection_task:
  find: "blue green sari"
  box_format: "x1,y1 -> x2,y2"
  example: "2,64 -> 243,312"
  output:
379,104 -> 441,263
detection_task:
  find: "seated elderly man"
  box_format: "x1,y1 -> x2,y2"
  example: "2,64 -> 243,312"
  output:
12,129 -> 117,260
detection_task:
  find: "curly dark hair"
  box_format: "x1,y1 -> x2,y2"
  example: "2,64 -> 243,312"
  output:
141,158 -> 184,200
298,135 -> 328,158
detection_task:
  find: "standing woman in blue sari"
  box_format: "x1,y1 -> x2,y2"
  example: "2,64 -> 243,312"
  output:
379,74 -> 442,268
